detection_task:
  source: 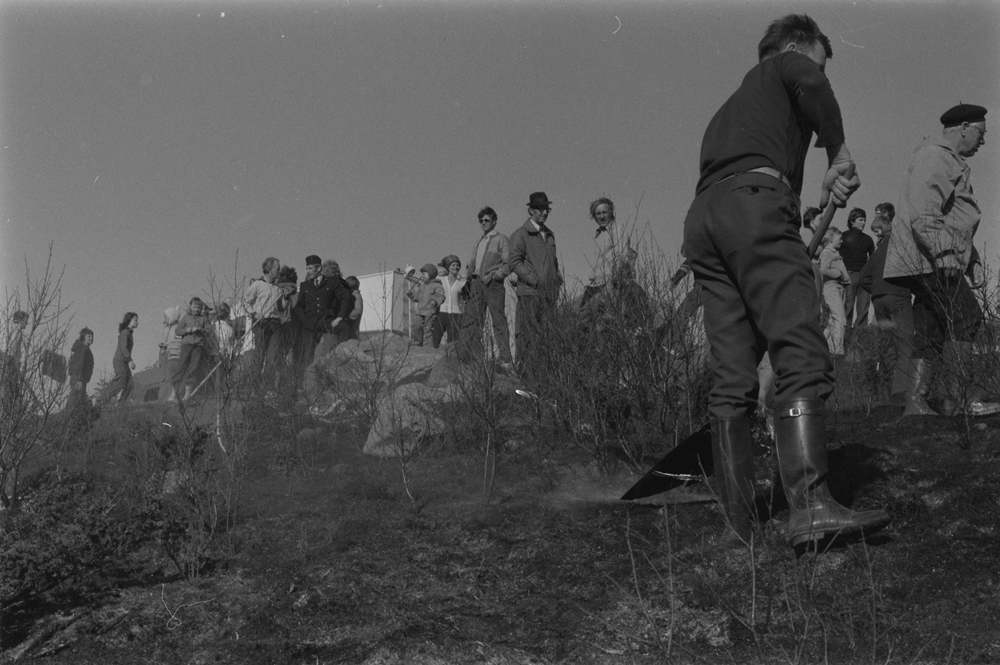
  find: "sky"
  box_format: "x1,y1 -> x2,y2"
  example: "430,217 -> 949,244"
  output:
1,0 -> 998,378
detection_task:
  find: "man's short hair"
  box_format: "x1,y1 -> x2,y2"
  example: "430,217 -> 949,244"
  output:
802,206 -> 822,227
79,327 -> 93,340
589,197 -> 615,222
874,202 -> 895,221
758,14 -> 832,61
478,206 -> 497,222
345,275 -> 360,291
262,257 -> 279,275
847,208 -> 867,226
12,310 -> 28,324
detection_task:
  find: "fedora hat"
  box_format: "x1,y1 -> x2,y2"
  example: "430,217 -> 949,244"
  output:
527,192 -> 554,209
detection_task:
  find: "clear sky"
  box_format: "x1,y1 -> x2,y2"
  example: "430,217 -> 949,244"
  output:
1,0 -> 998,378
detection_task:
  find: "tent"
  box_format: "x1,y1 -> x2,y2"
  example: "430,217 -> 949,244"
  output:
357,269 -> 421,336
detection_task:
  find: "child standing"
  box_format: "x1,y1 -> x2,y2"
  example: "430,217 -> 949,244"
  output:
819,228 -> 850,356
173,297 -> 210,402
407,264 -> 446,348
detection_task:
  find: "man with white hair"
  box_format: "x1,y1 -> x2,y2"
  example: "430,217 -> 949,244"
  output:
882,103 -> 997,417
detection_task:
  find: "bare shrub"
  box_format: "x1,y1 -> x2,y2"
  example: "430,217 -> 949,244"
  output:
0,468 -> 162,648
0,247 -> 74,509
524,236 -> 711,470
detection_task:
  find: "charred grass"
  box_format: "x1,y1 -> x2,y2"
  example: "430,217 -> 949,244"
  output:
4,397 -> 1000,664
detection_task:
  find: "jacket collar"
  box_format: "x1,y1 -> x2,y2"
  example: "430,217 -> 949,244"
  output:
915,135 -> 968,168
523,219 -> 553,236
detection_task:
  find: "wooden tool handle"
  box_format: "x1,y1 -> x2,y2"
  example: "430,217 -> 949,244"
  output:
806,162 -> 857,259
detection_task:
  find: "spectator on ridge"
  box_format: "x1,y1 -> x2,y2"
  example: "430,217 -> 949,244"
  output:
438,255 -> 466,345
108,312 -> 138,405
458,206 -> 513,369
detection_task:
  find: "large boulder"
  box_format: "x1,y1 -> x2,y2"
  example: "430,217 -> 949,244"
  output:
362,383 -> 460,457
426,348 -> 463,387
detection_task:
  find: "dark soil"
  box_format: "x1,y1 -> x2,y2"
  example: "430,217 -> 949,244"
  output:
7,402 -> 1000,664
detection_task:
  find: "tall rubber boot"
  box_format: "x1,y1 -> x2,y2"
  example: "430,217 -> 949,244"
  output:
941,341 -> 1000,417
775,398 -> 891,547
903,359 -> 938,416
711,418 -> 756,548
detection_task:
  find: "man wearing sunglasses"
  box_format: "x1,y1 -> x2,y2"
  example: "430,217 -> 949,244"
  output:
458,206 -> 513,370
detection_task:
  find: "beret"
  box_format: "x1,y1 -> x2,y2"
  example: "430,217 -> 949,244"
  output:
940,104 -> 987,127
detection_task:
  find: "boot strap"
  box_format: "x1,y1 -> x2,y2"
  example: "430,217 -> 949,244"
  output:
777,402 -> 824,419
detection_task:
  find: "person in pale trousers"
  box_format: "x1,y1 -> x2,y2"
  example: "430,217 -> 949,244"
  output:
819,228 -> 850,356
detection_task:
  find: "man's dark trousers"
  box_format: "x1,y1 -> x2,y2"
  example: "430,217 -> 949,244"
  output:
458,278 -> 512,364
683,172 -> 834,419
872,292 -> 914,398
895,271 -> 982,360
251,317 -> 282,371
515,292 -> 555,380
846,271 -> 871,327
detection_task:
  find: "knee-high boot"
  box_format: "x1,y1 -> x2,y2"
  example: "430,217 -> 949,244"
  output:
903,359 -> 938,416
775,398 -> 891,547
711,418 -> 756,547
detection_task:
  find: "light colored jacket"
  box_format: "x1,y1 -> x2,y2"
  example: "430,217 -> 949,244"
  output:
884,136 -> 981,279
407,279 -> 446,316
244,279 -> 287,320
819,247 -> 850,285
440,275 -> 466,314
466,230 -> 511,286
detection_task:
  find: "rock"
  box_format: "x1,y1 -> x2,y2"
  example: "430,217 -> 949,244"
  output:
362,331 -> 411,357
427,349 -> 463,387
392,350 -> 442,386
363,383 -> 459,457
334,338 -> 374,365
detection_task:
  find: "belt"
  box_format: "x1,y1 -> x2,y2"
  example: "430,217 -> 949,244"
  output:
713,166 -> 793,192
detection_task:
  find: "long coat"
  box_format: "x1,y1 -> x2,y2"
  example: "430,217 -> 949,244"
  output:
293,276 -> 352,333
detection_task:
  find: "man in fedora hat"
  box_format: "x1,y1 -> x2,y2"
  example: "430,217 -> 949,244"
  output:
509,192 -> 562,377
680,14 -> 888,550
883,103 -> 997,418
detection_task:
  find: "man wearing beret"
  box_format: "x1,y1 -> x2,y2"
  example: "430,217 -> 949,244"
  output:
883,103 -> 997,417
509,192 -> 562,379
681,14 -> 889,550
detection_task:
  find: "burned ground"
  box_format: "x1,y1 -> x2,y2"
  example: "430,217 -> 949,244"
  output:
3,398 -> 1000,665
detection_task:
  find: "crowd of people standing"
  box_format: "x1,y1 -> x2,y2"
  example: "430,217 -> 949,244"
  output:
59,188 -> 634,411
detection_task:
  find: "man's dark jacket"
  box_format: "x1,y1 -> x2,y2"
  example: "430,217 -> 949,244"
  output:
68,339 -> 94,384
293,277 -> 352,333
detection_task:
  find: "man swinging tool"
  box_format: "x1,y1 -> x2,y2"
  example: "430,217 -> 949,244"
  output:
679,14 -> 890,549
